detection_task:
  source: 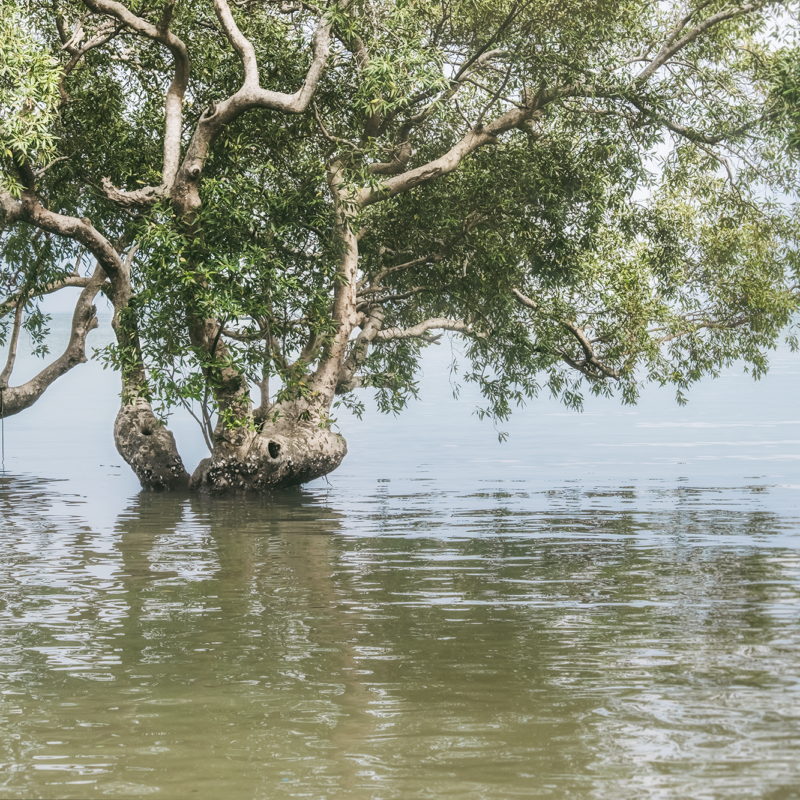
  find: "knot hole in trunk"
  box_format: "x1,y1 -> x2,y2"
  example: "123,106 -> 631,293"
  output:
141,425 -> 153,436
268,441 -> 281,459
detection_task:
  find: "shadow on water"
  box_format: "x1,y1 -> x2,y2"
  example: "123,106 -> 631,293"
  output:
0,474 -> 799,798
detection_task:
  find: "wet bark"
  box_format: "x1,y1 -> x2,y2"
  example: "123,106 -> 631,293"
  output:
190,411 -> 347,495
113,399 -> 190,491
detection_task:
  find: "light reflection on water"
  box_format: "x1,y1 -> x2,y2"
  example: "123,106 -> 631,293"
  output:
1,314 -> 800,797
1,476 -> 799,799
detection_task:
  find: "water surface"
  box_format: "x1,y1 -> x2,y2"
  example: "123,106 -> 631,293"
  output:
0,315 -> 798,798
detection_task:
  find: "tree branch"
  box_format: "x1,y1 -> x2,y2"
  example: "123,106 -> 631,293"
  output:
0,275 -> 99,317
336,304 -> 384,393
312,99 -> 361,150
625,94 -> 775,145
212,0 -> 331,114
512,288 -> 619,379
170,2 -> 332,194
363,47 -> 505,177
634,1 -> 767,86
58,16 -> 122,105
360,253 -> 442,289
356,286 -> 426,309
0,300 -> 25,389
358,98 -> 539,206
374,316 -> 479,341
0,264 -> 106,417
17,192 -> 124,286
81,0 -> 190,190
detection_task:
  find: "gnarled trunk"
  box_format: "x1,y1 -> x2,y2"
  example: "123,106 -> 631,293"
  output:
117,157 -> 360,497
179,162 -> 358,496
189,416 -> 346,494
114,398 -> 190,491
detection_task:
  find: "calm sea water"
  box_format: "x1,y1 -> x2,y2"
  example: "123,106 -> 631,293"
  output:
0,314 -> 798,799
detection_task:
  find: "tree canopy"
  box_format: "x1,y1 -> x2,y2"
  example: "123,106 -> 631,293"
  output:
1,0 -> 799,492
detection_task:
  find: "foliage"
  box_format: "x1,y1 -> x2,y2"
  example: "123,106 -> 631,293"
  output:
0,0 -> 62,195
1,0 -> 799,449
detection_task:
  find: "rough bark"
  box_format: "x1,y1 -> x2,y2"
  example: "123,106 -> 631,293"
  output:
184,158 -> 359,496
190,413 -> 347,495
109,250 -> 190,491
127,6 -> 336,497
307,161 -> 361,407
2,166 -> 189,489
336,304 -> 384,393
113,397 -> 190,491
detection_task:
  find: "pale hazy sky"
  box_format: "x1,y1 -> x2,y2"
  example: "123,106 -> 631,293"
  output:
40,287 -> 114,314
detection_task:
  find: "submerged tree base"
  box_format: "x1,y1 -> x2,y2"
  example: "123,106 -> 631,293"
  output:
114,400 -> 191,491
189,422 -> 347,495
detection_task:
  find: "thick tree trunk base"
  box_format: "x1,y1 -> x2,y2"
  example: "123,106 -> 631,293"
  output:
189,422 -> 347,495
114,401 -> 190,491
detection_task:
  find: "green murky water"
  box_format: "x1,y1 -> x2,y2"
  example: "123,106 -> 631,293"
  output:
2,316 -> 800,797
1,480 -> 799,799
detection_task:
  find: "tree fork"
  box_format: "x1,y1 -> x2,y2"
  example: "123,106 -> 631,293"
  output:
188,173 -> 360,495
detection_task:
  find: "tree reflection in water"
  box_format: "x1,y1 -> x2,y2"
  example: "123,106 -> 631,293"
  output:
0,476 -> 798,798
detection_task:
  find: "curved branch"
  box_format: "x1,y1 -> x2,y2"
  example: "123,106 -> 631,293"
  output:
367,141 -> 413,176
0,300 -> 25,388
355,288 -> 429,316
359,100 -> 536,206
100,177 -> 166,208
17,194 -> 124,286
375,316 -> 479,341
58,15 -> 122,105
336,304 -> 384,393
312,99 -> 361,150
512,288 -> 619,379
0,274 -> 100,317
81,0 -> 190,189
212,0 -> 331,114
634,1 -> 767,86
170,5 -> 332,197
360,253 -> 441,289
354,0 -> 770,209
624,94 -> 775,145
0,265 -> 105,417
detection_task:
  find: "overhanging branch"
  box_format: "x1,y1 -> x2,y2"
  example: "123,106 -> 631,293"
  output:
512,288 -> 619,380
375,317 -> 481,341
634,1 -> 768,85
0,265 -> 106,417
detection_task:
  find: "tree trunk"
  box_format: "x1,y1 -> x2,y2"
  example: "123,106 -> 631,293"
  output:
114,398 -> 190,491
179,160 -> 358,496
189,413 -> 347,494
107,249 -> 190,491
